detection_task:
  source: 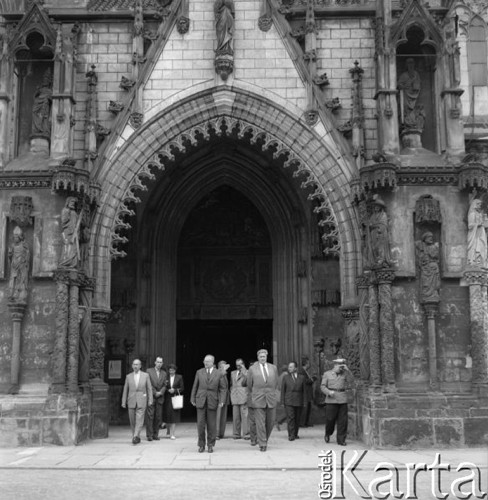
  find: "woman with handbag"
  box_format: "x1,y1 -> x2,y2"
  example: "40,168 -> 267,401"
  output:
163,364 -> 184,440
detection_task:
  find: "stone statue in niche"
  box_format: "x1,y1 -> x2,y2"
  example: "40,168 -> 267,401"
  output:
467,197 -> 488,268
8,226 -> 30,303
31,68 -> 53,138
366,195 -> 392,269
215,0 -> 234,55
59,197 -> 81,269
214,0 -> 235,80
415,231 -> 441,303
397,58 -> 424,133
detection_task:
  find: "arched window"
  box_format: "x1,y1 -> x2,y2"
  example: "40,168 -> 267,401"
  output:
468,17 -> 488,87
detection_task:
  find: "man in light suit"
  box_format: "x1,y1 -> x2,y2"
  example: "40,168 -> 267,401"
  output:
246,349 -> 279,451
230,358 -> 249,440
281,361 -> 305,441
190,354 -> 226,453
122,358 -> 153,444
145,356 -> 167,441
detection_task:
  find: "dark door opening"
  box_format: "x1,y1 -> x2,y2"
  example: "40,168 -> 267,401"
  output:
176,319 -> 272,420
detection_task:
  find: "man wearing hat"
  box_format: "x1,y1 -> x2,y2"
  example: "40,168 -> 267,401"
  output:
320,358 -> 354,446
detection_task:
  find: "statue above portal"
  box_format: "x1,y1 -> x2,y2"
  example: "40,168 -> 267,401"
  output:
398,58 -> 424,133
365,195 -> 392,269
31,68 -> 53,138
59,197 -> 81,269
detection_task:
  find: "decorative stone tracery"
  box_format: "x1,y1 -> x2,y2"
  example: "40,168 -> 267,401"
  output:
110,116 -> 342,261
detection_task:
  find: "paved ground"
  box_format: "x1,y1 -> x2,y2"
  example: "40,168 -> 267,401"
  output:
1,424 -> 486,499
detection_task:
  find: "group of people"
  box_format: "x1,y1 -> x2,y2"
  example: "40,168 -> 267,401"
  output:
121,357 -> 184,444
121,349 -> 354,452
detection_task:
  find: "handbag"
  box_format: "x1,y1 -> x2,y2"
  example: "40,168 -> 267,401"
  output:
171,389 -> 183,410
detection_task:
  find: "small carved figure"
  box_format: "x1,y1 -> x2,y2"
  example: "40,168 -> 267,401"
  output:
397,58 -> 422,131
366,195 -> 392,268
8,226 -> 30,303
415,231 -> 441,303
214,0 -> 234,55
59,197 -> 80,269
467,198 -> 488,268
31,69 -> 53,137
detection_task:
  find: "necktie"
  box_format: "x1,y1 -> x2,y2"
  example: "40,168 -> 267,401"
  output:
261,364 -> 267,383
206,368 -> 210,380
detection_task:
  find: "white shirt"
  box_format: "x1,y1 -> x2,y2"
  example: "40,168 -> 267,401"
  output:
170,375 -> 175,388
134,372 -> 140,388
260,363 -> 269,380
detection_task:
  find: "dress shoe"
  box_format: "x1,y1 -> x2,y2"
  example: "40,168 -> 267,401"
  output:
251,441 -> 257,446
147,436 -> 153,441
338,441 -> 347,446
275,423 -> 281,431
325,435 -> 330,443
216,436 -> 221,440
243,436 -> 250,440
198,446 -> 205,453
288,437 -> 295,441
259,446 -> 267,452
153,436 -> 160,440
208,446 -> 214,453
295,435 -> 300,439
132,436 -> 140,445
233,436 -> 242,440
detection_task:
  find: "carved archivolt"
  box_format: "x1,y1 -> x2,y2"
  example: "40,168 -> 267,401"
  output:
110,116 -> 341,259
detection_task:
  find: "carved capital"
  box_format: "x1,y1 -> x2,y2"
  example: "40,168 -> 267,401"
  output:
359,162 -> 397,193
356,274 -> 369,289
423,301 -> 439,319
54,268 -> 75,285
91,308 -> 111,324
463,269 -> 488,286
459,161 -> 488,192
341,307 -> 359,323
7,302 -> 27,321
376,269 -> 395,284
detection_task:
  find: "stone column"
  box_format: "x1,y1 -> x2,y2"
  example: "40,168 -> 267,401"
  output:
78,276 -> 95,390
356,274 -> 370,381
423,302 -> 440,391
464,269 -> 488,393
89,309 -> 110,439
90,309 -> 110,381
377,269 -> 396,392
67,272 -> 81,393
7,302 -> 27,394
52,270 -> 70,393
367,271 -> 381,389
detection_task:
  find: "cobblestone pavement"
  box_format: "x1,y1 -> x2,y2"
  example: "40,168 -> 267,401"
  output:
1,424 -> 486,500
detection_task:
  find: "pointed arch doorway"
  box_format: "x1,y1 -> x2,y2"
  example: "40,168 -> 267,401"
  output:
176,186 -> 273,415
138,145 -> 313,399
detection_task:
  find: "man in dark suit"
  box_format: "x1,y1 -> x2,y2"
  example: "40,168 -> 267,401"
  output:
145,356 -> 167,441
299,357 -> 317,427
216,360 -> 230,439
281,361 -> 305,441
190,354 -> 226,453
121,359 -> 153,445
230,358 -> 249,440
246,349 -> 279,452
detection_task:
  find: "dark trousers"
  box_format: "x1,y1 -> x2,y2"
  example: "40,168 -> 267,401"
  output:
254,406 -> 276,447
301,402 -> 312,426
145,402 -> 163,438
285,405 -> 302,439
196,405 -> 217,448
216,403 -> 228,438
248,406 -> 257,444
325,403 -> 348,444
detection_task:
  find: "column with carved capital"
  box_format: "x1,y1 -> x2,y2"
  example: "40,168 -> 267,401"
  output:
377,269 -> 396,391
367,271 -> 381,389
464,269 -> 488,391
356,274 -> 370,381
52,270 -> 70,393
78,275 -> 95,389
423,302 -> 440,391
7,303 -> 27,394
67,272 -> 81,393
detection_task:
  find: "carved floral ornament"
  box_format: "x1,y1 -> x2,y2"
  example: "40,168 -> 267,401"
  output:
110,116 -> 341,259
